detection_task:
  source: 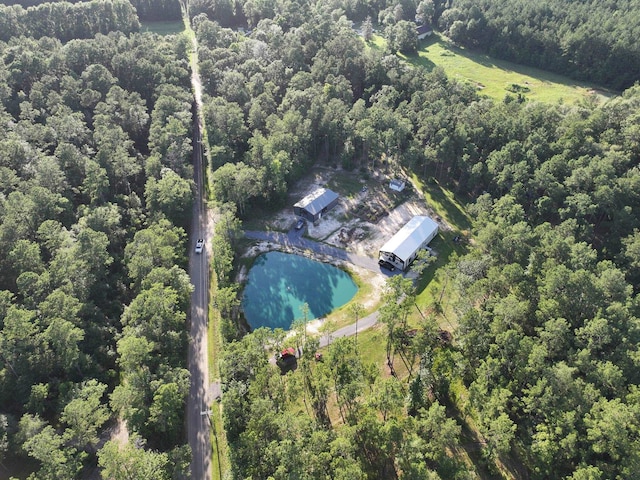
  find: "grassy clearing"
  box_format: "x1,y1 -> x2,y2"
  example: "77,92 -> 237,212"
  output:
208,269 -> 230,478
352,325 -> 387,368
411,235 -> 465,331
416,175 -> 472,232
369,33 -> 616,105
208,288 -> 221,383
209,401 -> 229,480
412,35 -> 617,104
368,33 -> 386,52
326,171 -> 367,197
320,327 -> 386,425
407,175 -> 473,329
140,20 -> 185,35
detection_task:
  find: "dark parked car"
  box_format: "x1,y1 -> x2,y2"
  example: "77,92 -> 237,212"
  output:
295,218 -> 306,230
378,259 -> 396,271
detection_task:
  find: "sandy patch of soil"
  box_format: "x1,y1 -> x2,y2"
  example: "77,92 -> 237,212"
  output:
325,199 -> 437,258
268,167 -> 450,260
240,166 -> 448,330
109,417 -> 129,445
267,168 -> 335,232
306,318 -> 324,335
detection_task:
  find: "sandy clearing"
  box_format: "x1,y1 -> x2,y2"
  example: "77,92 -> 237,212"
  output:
267,167 -> 447,260
241,166 -> 448,335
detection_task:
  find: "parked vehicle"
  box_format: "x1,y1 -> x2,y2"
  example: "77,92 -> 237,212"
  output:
378,259 -> 396,271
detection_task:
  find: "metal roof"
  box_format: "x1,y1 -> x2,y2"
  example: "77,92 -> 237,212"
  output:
294,188 -> 339,215
389,179 -> 406,192
379,216 -> 439,262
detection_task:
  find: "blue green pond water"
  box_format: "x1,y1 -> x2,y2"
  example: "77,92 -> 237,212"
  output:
242,251 -> 358,330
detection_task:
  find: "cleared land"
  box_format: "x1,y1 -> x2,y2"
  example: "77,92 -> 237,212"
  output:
140,20 -> 185,35
371,34 -> 616,104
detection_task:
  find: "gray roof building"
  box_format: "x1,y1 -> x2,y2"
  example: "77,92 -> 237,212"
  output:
293,188 -> 339,222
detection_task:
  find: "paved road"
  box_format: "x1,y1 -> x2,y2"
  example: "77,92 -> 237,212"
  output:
187,41 -> 211,480
318,309 -> 380,348
270,306 -> 381,366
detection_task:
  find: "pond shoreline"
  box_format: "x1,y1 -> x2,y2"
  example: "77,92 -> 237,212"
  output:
241,250 -> 358,331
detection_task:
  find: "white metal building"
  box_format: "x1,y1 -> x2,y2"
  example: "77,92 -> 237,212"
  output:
378,216 -> 439,271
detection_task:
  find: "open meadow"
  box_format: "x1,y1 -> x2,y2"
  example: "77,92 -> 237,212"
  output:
371,34 -> 617,104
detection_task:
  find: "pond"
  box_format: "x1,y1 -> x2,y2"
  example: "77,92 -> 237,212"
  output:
242,251 -> 358,330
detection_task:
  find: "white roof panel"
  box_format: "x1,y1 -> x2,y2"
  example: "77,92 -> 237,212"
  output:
380,216 -> 438,262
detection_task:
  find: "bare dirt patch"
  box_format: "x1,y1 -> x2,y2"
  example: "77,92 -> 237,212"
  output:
240,166 -> 450,329
268,166 -> 448,259
326,199 -> 437,258
298,170 -> 450,258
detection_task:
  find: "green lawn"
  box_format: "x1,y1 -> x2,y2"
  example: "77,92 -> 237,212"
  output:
327,172 -> 367,198
407,176 -> 474,330
140,20 -> 185,35
414,175 -> 472,232
370,34 -> 617,104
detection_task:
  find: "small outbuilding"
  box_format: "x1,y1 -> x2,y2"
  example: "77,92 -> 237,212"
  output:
416,23 -> 433,39
389,178 -> 406,192
293,188 -> 339,222
276,347 -> 297,372
379,216 -> 439,271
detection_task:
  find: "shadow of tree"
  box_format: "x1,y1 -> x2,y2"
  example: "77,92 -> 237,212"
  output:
414,233 -> 471,297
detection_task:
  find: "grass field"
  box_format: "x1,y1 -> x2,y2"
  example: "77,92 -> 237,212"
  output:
371,34 -> 617,105
140,20 -> 185,35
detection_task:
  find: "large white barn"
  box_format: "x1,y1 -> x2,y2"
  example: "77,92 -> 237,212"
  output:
378,216 -> 439,271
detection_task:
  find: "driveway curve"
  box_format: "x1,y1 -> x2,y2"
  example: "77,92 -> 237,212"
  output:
318,310 -> 380,348
244,229 -> 402,349
244,230 -> 389,275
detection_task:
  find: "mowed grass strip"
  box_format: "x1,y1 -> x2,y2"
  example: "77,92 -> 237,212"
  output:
140,20 -> 185,35
370,34 -> 616,104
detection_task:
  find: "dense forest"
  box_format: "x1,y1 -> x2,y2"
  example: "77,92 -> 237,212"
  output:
177,0 -> 640,90
1,0 -> 640,479
0,0 -> 140,42
0,2 -> 195,477
0,0 -> 180,22
183,1 -> 640,479
7,0 -> 639,86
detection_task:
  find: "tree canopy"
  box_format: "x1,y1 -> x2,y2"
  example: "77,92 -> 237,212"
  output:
2,0 -> 640,478
435,0 -> 640,90
0,10 -> 192,478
